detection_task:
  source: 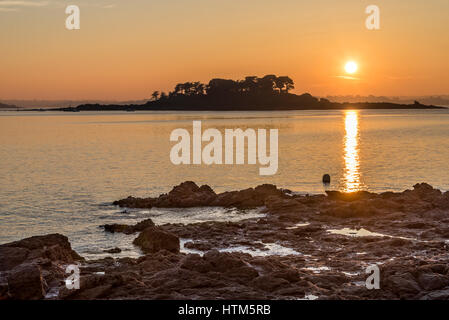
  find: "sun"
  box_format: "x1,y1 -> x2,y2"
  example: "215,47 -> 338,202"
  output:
344,61 -> 358,74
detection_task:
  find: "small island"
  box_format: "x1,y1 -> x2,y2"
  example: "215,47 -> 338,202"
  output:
56,75 -> 444,112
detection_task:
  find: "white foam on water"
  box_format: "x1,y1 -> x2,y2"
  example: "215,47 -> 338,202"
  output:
353,281 -> 366,287
327,228 -> 385,237
180,239 -> 204,255
303,266 -> 331,273
44,287 -> 59,299
129,207 -> 266,226
299,294 -> 319,300
327,227 -> 419,242
180,239 -> 300,257
81,206 -> 266,260
285,223 -> 310,230
221,242 -> 300,257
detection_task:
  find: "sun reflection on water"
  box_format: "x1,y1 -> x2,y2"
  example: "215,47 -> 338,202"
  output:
343,110 -> 361,192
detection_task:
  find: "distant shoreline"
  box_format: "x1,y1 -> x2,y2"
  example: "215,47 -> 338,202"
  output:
49,90 -> 449,112
23,101 -> 446,112
11,75 -> 448,112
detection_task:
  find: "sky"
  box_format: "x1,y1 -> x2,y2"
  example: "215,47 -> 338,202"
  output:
1,0 -> 448,100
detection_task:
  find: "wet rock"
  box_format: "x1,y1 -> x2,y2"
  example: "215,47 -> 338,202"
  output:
251,275 -> 290,292
322,174 -> 331,184
384,238 -> 410,247
7,264 -> 46,300
181,250 -> 259,282
264,196 -> 305,214
203,250 -> 246,272
420,287 -> 449,300
417,273 -> 449,291
158,181 -> 217,207
435,192 -> 449,209
0,274 -> 9,300
292,224 -> 322,236
422,209 -> 449,221
184,241 -> 213,252
401,221 -> 431,229
420,226 -> 449,239
385,272 -> 421,297
60,273 -> 125,300
133,227 -> 180,254
271,269 -> 301,283
103,247 -> 122,254
102,224 -> 132,234
0,247 -> 29,271
0,234 -> 85,300
307,274 -> 349,290
113,196 -> 154,209
325,191 -> 376,202
114,181 -> 286,209
0,234 -> 83,272
410,183 -> 442,202
212,184 -> 285,208
321,201 -> 382,218
180,254 -> 213,273
102,219 -> 155,234
417,264 -> 448,275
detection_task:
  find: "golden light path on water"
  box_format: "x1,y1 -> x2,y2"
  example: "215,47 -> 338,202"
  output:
343,110 -> 361,192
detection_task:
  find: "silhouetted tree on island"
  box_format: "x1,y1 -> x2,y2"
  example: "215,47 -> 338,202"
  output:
69,75 -> 444,111
151,91 -> 159,101
147,75 -> 315,109
275,76 -> 294,93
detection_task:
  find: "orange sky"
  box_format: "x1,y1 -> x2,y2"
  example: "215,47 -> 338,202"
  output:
1,0 -> 448,100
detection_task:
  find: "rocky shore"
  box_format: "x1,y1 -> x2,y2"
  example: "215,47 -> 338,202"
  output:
1,181 -> 449,300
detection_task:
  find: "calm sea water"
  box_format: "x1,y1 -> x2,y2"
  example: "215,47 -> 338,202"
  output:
1,109 -> 448,258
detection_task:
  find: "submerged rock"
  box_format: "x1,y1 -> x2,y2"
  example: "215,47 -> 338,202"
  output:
322,174 -> 331,184
102,219 -> 155,234
103,247 -> 122,254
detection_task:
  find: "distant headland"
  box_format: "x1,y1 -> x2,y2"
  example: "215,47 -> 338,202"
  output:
49,75 -> 446,111
0,102 -> 18,110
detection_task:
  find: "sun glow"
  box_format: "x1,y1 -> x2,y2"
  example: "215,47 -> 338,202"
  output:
344,61 -> 358,74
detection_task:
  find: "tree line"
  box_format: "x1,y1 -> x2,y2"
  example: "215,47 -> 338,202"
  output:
150,75 -> 295,101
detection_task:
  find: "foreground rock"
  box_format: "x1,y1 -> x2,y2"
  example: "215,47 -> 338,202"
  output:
54,248 -> 449,300
2,182 -> 449,300
113,181 -> 288,209
133,227 -> 180,254
7,265 -> 46,300
0,234 -> 83,299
